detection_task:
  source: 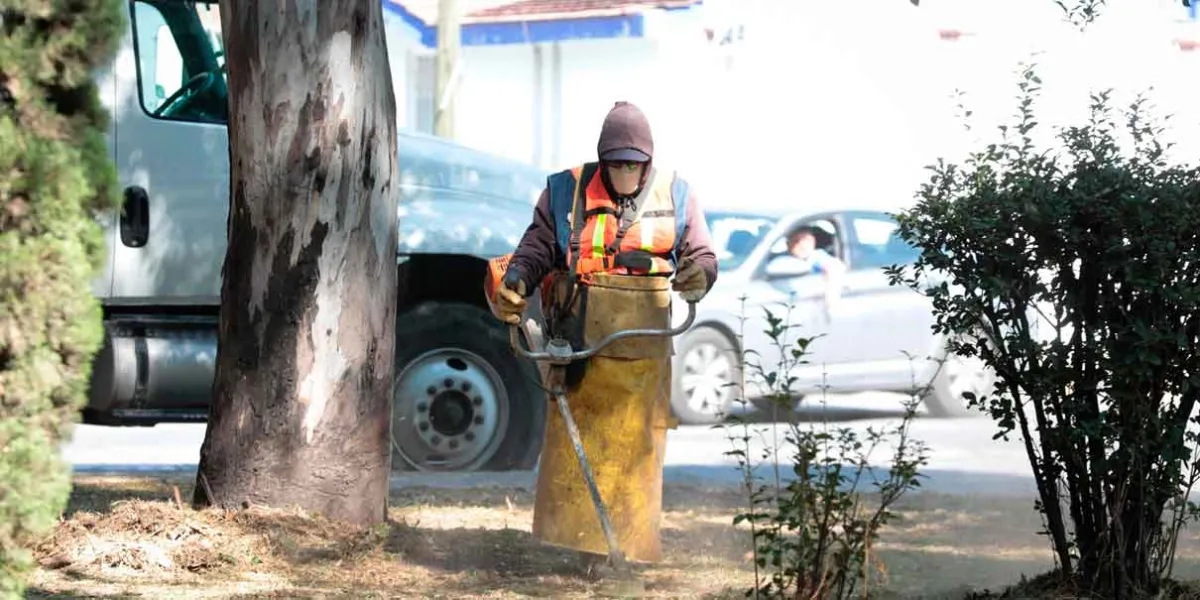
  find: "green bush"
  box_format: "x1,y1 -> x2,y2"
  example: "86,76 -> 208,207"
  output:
888,63 -> 1200,597
722,298 -> 929,599
0,2 -> 124,596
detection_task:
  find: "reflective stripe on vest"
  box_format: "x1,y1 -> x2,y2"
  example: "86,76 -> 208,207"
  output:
564,165 -> 677,277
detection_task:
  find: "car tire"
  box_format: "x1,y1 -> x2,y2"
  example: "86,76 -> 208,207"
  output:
671,326 -> 742,425
924,340 -> 995,418
390,301 -> 545,472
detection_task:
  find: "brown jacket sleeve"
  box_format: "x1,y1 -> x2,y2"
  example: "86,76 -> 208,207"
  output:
677,187 -> 719,291
507,188 -> 559,295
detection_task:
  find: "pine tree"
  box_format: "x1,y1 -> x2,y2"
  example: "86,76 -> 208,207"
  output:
0,1 -> 124,595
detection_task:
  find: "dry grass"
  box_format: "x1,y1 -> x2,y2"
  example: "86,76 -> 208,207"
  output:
24,473 -> 1200,599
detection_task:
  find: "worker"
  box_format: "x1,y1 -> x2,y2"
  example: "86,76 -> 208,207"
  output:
490,100 -> 718,565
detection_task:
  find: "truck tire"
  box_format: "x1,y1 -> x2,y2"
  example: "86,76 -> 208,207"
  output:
390,301 -> 545,472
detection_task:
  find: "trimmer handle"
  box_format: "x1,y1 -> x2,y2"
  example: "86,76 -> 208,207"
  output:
503,268 -> 523,291
510,300 -> 697,366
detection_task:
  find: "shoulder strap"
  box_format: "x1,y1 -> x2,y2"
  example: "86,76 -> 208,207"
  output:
670,172 -> 690,244
567,163 -> 598,278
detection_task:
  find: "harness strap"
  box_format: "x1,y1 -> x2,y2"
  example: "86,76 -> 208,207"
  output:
556,163 -> 597,341
566,163 -> 594,279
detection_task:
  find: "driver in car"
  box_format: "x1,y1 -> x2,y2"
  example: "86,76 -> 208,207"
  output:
776,226 -> 846,320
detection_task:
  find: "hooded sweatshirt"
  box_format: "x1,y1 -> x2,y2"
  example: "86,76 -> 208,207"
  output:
507,102 -> 719,296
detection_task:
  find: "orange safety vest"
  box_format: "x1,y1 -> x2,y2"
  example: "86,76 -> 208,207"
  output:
546,162 -> 690,282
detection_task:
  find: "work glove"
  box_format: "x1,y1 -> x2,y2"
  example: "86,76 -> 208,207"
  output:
672,260 -> 708,303
494,273 -> 527,325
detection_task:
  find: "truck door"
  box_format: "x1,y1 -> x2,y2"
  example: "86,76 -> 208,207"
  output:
92,30 -> 121,299
111,0 -> 228,302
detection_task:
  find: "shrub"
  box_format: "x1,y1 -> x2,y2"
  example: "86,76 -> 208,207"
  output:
887,63 -> 1200,597
722,298 -> 929,599
0,2 -> 124,596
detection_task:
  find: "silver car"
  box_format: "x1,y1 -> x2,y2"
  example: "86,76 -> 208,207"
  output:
668,209 -> 995,425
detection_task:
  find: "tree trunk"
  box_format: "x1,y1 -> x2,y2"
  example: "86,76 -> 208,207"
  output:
193,0 -> 399,527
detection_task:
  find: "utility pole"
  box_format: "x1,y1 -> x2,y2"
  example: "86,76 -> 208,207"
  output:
434,0 -> 461,139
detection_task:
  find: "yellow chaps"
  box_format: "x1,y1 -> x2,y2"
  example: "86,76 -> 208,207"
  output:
531,273 -> 678,564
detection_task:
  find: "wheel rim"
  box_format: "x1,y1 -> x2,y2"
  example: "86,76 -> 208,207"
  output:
943,351 -> 995,410
680,342 -> 735,416
391,348 -> 509,471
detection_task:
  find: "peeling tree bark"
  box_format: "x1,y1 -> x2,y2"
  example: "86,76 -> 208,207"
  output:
193,0 -> 399,527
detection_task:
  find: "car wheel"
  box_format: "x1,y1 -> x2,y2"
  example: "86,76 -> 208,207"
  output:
924,342 -> 995,418
391,302 -> 545,472
671,326 -> 741,425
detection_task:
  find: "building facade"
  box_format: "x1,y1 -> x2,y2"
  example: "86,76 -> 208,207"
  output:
385,0 -> 1198,213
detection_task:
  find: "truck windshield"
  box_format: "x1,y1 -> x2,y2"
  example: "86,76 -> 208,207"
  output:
133,0 -> 226,123
398,131 -> 548,205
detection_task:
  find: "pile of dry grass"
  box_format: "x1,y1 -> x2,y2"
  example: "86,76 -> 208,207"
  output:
26,478 -> 754,598
32,498 -> 395,584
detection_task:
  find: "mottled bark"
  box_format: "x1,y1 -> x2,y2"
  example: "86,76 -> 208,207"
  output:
194,0 -> 399,527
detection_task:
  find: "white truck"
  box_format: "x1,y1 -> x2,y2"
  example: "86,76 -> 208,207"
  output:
87,0 -> 552,472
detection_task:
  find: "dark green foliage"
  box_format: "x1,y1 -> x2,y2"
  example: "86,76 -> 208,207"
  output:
907,0 -> 1194,28
1054,0 -> 1196,29
0,1 -> 124,596
888,63 -> 1200,597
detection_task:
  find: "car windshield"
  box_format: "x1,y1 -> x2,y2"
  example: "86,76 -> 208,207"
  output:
705,212 -> 777,271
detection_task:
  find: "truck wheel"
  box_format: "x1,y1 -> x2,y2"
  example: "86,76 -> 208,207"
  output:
391,302 -> 545,472
671,326 -> 741,425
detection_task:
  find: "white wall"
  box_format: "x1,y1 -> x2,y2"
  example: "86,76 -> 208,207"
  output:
400,0 -> 1200,215
556,38 -> 666,168
454,37 -> 675,173
915,0 -> 1200,168
440,4 -> 953,212
383,10 -> 428,131
455,43 -> 539,164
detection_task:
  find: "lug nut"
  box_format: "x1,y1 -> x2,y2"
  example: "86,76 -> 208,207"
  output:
473,416 -> 484,425
449,440 -> 459,450
443,378 -> 453,388
417,402 -> 428,412
418,422 -> 429,432
465,432 -> 476,442
472,396 -> 483,406
461,382 -> 472,393
426,386 -> 437,396
431,435 -> 441,445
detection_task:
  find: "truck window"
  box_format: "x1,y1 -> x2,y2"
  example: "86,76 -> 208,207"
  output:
131,0 -> 227,124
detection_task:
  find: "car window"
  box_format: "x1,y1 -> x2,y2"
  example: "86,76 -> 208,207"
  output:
132,0 -> 227,123
704,214 -> 775,271
847,215 -> 920,270
769,218 -> 840,257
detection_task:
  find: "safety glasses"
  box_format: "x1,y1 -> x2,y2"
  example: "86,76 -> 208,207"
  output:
605,160 -> 646,172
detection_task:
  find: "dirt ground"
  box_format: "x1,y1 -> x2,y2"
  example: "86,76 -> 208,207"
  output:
23,473 -> 1200,599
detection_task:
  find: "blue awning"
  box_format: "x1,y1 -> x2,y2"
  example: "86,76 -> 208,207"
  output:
384,1 -> 702,47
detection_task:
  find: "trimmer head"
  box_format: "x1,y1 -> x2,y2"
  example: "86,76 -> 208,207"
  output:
591,558 -> 646,598
595,576 -> 646,598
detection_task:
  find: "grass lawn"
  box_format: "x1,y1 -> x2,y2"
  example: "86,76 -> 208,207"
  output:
24,473 -> 1200,598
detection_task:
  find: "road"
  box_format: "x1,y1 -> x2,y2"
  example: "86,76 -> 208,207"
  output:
62,393 -> 1036,496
